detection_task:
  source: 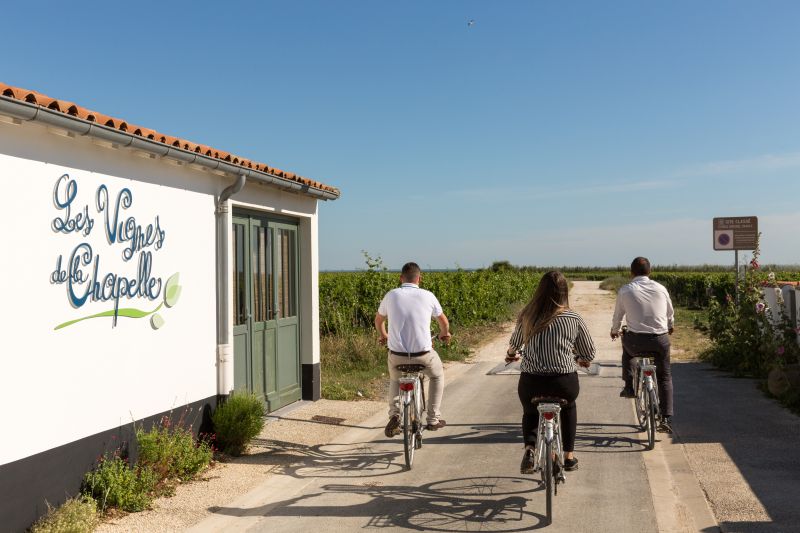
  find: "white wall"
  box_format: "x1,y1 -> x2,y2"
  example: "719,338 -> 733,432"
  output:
0,123 -> 219,465
0,119 -> 324,465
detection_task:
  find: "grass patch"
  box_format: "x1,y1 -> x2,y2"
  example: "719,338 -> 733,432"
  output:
671,307 -> 712,361
321,320 -> 509,401
599,276 -> 628,292
82,455 -> 157,513
136,419 -> 213,494
30,496 -> 99,533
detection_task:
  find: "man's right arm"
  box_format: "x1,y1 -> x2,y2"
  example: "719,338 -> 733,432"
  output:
435,313 -> 451,344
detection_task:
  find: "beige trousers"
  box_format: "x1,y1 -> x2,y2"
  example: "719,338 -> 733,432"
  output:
387,349 -> 445,425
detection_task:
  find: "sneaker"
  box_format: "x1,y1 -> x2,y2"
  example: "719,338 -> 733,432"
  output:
520,448 -> 535,474
426,419 -> 447,431
564,457 -> 579,471
384,415 -> 401,438
619,386 -> 635,398
657,416 -> 673,434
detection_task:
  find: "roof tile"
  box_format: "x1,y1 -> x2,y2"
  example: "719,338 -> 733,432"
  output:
0,82 -> 338,195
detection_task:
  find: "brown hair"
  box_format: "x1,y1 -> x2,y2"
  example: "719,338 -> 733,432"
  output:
401,262 -> 421,282
518,270 -> 570,342
631,257 -> 651,276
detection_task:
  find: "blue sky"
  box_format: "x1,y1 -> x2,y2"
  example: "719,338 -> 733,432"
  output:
3,1 -> 799,269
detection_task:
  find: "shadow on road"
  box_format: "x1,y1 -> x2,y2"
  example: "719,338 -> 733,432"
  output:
672,362 -> 800,532
209,476 -> 551,532
575,422 -> 652,453
245,438 -> 405,478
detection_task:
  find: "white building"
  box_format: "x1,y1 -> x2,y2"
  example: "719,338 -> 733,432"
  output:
0,82 -> 340,531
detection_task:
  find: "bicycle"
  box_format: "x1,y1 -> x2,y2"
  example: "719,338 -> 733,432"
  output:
394,334 -> 449,469
620,326 -> 661,450
396,361 -> 427,469
531,396 -> 567,526
504,351 -> 570,526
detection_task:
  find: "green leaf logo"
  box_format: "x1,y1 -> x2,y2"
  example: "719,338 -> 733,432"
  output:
165,273 -> 182,308
54,271 -> 183,330
151,313 -> 165,329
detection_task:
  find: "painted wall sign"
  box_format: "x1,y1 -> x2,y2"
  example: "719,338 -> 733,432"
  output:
49,174 -> 182,330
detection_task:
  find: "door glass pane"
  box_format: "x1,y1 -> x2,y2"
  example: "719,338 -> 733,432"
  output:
233,223 -> 246,326
252,226 -> 273,322
276,228 -> 297,318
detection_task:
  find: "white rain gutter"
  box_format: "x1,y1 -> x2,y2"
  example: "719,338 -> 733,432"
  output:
0,95 -> 341,201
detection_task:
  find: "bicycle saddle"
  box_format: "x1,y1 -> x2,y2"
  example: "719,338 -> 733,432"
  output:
396,364 -> 426,373
531,396 -> 568,405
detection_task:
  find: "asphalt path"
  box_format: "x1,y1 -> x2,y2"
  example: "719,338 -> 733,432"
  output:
190,282 -> 719,533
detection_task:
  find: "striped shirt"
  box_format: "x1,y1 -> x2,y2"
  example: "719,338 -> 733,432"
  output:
509,310 -> 596,375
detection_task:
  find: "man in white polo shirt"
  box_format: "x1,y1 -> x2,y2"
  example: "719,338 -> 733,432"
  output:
375,262 -> 451,438
610,257 -> 675,433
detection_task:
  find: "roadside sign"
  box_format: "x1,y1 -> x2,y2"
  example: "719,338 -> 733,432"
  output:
713,216 -> 758,251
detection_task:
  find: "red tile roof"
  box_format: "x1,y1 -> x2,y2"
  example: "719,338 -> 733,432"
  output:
0,82 -> 339,196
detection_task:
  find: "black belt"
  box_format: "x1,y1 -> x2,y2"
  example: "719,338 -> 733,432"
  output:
628,331 -> 667,337
391,350 -> 430,357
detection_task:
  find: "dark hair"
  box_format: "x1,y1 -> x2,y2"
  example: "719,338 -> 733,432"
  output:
631,257 -> 651,276
517,270 -> 569,342
401,262 -> 421,282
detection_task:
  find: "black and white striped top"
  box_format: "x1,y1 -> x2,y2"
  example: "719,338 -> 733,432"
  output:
509,310 -> 596,375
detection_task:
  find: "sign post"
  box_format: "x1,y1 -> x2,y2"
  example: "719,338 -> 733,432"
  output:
713,216 -> 759,303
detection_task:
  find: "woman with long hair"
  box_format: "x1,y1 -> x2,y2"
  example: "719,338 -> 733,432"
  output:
505,270 -> 596,473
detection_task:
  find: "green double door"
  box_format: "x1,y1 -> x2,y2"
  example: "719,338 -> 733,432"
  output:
232,213 -> 300,411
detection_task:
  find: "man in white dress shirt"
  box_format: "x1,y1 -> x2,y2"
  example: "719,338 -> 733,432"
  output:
375,262 -> 451,438
610,257 -> 675,433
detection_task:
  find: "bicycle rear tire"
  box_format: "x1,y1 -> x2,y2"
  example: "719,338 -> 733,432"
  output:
636,388 -> 648,429
544,439 -> 553,525
646,389 -> 656,450
403,398 -> 416,469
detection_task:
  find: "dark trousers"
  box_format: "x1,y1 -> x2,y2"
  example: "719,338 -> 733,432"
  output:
622,332 -> 674,417
517,372 -> 580,452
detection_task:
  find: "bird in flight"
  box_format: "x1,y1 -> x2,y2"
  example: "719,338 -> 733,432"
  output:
468,19 -> 475,27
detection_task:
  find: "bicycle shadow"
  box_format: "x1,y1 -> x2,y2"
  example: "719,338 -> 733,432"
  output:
242,438 -> 406,478
209,476 -> 551,532
575,422 -> 655,453
243,422 -> 525,479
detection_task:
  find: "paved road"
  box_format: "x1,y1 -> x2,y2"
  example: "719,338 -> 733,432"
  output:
190,282 -> 718,533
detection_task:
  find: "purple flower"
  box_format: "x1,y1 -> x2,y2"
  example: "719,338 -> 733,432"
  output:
777,346 -> 785,356
755,302 -> 766,313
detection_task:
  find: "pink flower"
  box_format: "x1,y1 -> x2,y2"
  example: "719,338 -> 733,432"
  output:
755,302 -> 766,313
777,346 -> 785,356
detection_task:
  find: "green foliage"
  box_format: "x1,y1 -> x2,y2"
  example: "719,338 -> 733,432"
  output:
599,276 -> 628,292
701,243 -> 800,377
320,258 -> 541,336
136,417 -> 212,486
82,454 -> 157,513
212,392 -> 266,456
30,496 -> 99,533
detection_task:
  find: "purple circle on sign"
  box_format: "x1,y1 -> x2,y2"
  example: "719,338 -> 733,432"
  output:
718,233 -> 731,246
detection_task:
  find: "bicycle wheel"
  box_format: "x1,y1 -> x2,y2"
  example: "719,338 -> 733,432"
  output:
636,387 -> 648,429
403,395 -> 416,469
645,389 -> 656,450
543,439 -> 553,525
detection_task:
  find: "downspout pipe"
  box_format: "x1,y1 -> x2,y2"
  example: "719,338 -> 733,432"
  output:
216,174 -> 247,398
